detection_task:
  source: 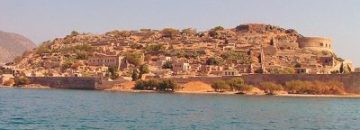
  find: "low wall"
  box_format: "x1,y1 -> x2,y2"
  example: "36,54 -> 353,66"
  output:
172,73 -> 360,93
28,77 -> 98,90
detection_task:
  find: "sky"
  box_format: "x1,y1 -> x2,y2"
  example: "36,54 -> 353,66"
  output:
0,0 -> 360,66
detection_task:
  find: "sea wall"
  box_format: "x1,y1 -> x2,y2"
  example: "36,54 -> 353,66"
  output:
28,73 -> 360,92
28,77 -> 98,90
172,73 -> 360,93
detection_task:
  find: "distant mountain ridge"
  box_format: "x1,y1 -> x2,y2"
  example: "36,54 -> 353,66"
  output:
0,30 -> 36,64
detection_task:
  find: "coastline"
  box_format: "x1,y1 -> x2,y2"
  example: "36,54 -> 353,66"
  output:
105,88 -> 360,97
2,85 -> 360,98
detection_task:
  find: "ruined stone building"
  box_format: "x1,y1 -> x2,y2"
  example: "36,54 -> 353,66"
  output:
87,53 -> 124,70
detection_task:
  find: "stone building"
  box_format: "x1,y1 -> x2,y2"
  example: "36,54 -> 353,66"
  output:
87,53 -> 124,70
172,61 -> 191,74
222,69 -> 240,76
235,64 -> 254,74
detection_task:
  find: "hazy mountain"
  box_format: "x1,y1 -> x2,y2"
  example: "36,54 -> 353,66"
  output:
0,30 -> 36,64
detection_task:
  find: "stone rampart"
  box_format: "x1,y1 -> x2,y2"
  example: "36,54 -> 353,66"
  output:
28,77 -> 98,90
172,73 -> 360,93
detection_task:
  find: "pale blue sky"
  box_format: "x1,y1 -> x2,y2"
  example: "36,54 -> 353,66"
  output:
0,0 -> 359,66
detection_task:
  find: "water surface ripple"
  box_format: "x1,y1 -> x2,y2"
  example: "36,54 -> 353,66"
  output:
0,88 -> 359,130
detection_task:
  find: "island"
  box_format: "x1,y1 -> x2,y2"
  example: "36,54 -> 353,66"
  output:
1,23 -> 359,96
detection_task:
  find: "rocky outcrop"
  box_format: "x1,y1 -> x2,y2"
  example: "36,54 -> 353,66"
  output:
0,30 -> 36,64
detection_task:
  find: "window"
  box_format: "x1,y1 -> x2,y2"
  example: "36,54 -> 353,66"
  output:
320,43 -> 324,47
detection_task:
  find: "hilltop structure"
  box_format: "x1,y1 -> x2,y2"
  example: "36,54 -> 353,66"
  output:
2,24 -> 354,80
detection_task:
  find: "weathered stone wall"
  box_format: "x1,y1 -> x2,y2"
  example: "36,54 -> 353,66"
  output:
298,37 -> 333,52
28,77 -> 98,90
172,73 -> 360,93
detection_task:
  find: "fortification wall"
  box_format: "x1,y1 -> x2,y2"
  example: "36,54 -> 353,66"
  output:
172,73 -> 360,93
28,77 -> 98,90
298,37 -> 333,52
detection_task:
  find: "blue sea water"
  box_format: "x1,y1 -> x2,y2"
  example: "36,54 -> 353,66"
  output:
0,88 -> 360,130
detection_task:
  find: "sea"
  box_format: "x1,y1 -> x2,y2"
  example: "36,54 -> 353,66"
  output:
0,88 -> 359,130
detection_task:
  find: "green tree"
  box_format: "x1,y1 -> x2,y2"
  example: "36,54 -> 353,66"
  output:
131,69 -> 140,81
108,66 -> 119,80
138,64 -> 150,79
339,62 -> 344,73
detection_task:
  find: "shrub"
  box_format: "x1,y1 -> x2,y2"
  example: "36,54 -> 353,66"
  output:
259,82 -> 283,93
240,85 -> 255,92
134,79 -> 159,90
162,61 -> 173,69
284,80 -> 346,95
126,52 -> 144,66
134,79 -> 178,92
161,28 -> 180,38
145,44 -> 165,53
221,51 -> 250,64
208,26 -> 224,37
268,68 -> 295,74
226,78 -> 246,91
211,80 -> 230,92
14,76 -> 31,86
206,57 -> 223,65
181,28 -> 197,36
134,80 -> 146,90
70,31 -> 80,36
157,79 -> 178,92
36,41 -> 53,54
284,80 -> 310,94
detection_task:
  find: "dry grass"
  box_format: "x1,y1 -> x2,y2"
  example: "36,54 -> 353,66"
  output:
180,81 -> 214,92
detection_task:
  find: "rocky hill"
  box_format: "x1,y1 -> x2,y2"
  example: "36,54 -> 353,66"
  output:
0,31 -> 36,64
11,24 -> 351,77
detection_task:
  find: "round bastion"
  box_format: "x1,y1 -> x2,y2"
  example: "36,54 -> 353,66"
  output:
297,37 -> 333,52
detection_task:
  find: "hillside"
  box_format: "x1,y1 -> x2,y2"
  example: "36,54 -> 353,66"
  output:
0,31 -> 36,64
11,24 -> 352,78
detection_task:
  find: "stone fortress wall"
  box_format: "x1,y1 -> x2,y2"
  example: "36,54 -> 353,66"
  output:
297,37 -> 333,52
26,73 -> 360,93
173,73 -> 360,93
28,77 -> 98,90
